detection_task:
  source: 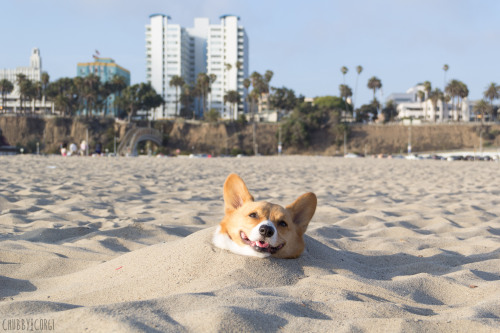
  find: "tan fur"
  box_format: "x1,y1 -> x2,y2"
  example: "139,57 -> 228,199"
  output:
217,174 -> 317,259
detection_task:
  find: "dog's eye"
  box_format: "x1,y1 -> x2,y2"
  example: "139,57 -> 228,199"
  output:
278,221 -> 288,227
249,213 -> 258,218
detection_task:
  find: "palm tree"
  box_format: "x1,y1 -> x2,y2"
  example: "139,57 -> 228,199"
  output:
243,78 -> 251,119
41,72 -> 50,111
16,74 -> 28,113
0,79 -> 14,112
264,70 -> 273,111
340,66 -> 348,85
196,73 -> 210,118
484,83 -> 499,122
169,75 -> 185,118
429,88 -> 444,122
367,76 -> 382,102
474,99 -> 490,124
457,81 -> 469,122
224,90 -> 240,120
443,64 -> 449,90
235,61 -> 242,71
81,74 -> 101,117
339,84 -> 353,121
105,75 -> 127,116
354,65 -> 363,108
445,80 -> 460,121
180,83 -> 195,118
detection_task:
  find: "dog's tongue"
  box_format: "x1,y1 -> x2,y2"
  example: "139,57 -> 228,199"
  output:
256,241 -> 270,248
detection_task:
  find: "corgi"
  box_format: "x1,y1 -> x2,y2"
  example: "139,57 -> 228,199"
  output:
212,173 -> 317,259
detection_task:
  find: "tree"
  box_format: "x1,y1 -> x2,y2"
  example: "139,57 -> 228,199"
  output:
354,65 -> 363,108
429,88 -> 444,122
204,108 -> 219,123
356,102 -> 378,123
169,75 -> 185,117
484,82 -> 499,121
223,90 -> 240,120
180,84 -> 195,118
340,66 -> 348,84
381,100 -> 398,123
367,76 -> 382,102
116,83 -> 164,122
339,84 -> 353,121
41,72 -> 50,108
474,99 -> 491,124
269,87 -> 298,115
46,77 -> 80,116
443,64 -> 449,89
16,74 -> 28,113
81,74 -> 101,117
196,73 -> 210,118
104,75 -> 127,116
0,79 -> 14,112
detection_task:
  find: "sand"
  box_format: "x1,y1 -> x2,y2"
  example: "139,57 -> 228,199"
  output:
0,155 -> 499,332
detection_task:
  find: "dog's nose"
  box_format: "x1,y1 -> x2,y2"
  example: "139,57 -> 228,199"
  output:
259,225 -> 274,238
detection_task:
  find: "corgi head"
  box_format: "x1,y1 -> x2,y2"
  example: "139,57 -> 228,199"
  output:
213,173 -> 317,259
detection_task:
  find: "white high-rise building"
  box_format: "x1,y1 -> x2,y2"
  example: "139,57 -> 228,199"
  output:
146,14 -> 249,120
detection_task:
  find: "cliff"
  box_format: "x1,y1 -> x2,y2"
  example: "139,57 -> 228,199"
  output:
0,116 -> 498,155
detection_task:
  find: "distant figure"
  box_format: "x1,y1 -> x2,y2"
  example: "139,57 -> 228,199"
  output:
80,140 -> 87,156
95,142 -> 102,155
69,143 -> 77,156
60,143 -> 67,157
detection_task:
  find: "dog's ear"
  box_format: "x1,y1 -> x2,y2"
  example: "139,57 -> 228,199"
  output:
223,174 -> 254,214
286,192 -> 317,235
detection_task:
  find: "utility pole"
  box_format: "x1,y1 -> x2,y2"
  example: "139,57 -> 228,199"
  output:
407,118 -> 412,156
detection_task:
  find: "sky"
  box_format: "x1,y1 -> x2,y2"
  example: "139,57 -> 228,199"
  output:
2,0 -> 500,107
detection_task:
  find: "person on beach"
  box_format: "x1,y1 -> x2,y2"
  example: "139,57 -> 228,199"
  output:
60,143 -> 67,156
69,143 -> 77,156
80,140 -> 87,156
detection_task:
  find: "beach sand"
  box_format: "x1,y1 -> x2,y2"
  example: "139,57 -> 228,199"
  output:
0,155 -> 499,332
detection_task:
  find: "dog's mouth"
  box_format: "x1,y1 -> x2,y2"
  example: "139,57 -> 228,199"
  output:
240,231 -> 285,254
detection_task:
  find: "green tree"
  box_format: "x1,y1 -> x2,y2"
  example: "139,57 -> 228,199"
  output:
269,87 -> 297,115
223,90 -> 240,120
16,74 -> 29,113
340,66 -> 348,84
81,74 -> 101,117
169,75 -> 185,117
339,84 -> 353,121
0,79 -> 14,112
204,108 -> 219,123
180,84 -> 195,118
367,76 -> 382,102
116,83 -> 164,122
484,82 -> 499,121
46,77 -> 80,116
429,88 -> 444,122
41,72 -> 50,108
354,65 -> 363,108
474,99 -> 491,124
443,64 -> 449,89
381,100 -> 398,123
356,102 -> 378,123
196,73 -> 210,117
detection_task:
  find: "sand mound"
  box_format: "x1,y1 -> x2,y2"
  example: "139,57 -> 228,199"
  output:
0,156 -> 499,332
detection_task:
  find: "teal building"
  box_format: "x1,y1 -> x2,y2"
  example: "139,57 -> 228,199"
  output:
77,57 -> 131,116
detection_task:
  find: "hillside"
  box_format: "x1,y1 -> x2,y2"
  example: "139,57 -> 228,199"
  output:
0,116 -> 498,155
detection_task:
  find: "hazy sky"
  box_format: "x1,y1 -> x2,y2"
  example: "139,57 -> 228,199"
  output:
2,0 -> 500,106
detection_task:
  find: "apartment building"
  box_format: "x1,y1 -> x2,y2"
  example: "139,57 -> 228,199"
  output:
145,14 -> 248,119
77,57 -> 131,116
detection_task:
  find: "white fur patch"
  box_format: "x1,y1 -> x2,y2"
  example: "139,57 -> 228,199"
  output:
212,226 -> 270,258
248,220 -> 278,246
